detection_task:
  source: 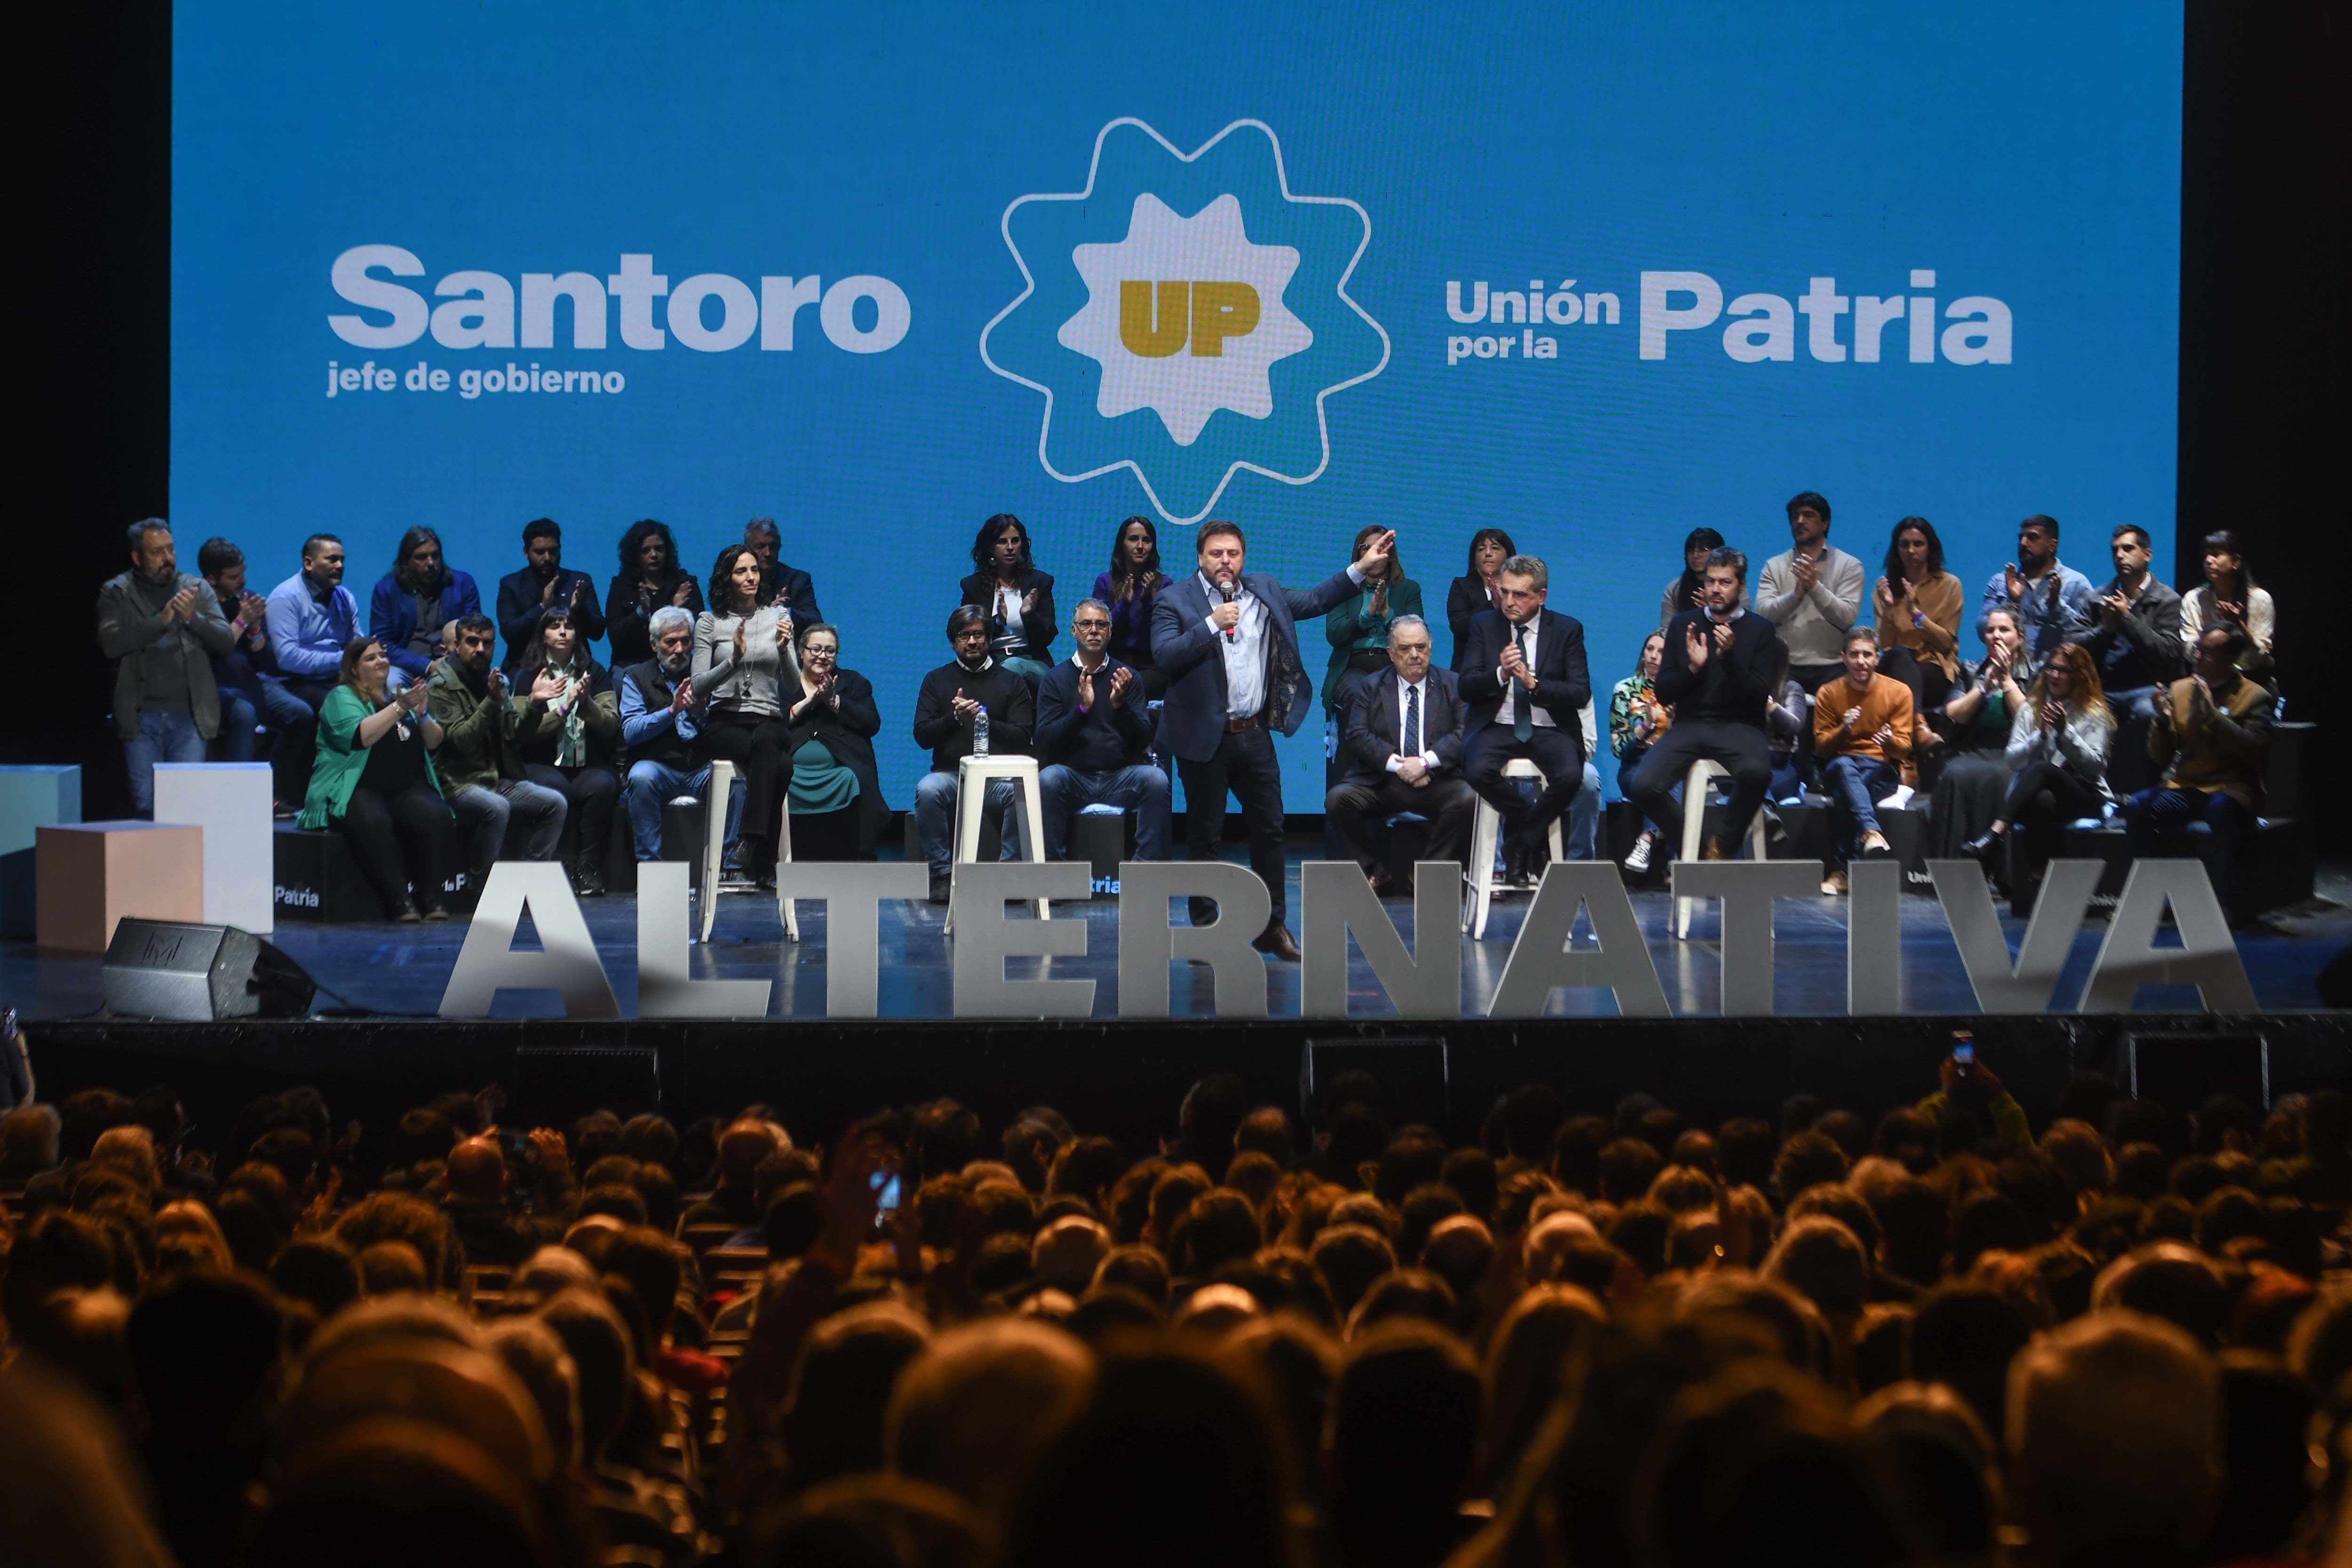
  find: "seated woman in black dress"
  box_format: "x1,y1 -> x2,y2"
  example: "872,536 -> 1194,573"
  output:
294,637 -> 461,921
784,623 -> 890,859
960,512 -> 1056,689
606,518 -> 705,671
1446,528 -> 1514,672
1092,515 -> 1167,698
516,608 -> 621,897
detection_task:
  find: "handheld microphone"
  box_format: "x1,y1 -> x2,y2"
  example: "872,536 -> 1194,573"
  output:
1219,577 -> 1239,642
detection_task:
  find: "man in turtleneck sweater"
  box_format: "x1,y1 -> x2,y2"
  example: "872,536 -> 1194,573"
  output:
911,605 -> 1036,903
97,518 -> 235,816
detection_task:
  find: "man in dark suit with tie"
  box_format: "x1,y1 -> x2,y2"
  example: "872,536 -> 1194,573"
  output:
744,516 -> 824,626
1151,520 -> 1396,959
1325,615 -> 1478,895
1459,554 -> 1592,871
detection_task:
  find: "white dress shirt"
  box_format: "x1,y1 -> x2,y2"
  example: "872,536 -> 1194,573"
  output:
993,585 -> 1026,641
1496,616 -> 1556,729
1384,674 -> 1441,772
1199,565 -> 1367,721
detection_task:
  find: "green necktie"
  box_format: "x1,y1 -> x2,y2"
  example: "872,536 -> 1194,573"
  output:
1513,627 -> 1533,741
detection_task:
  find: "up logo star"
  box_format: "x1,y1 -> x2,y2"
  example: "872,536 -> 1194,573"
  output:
981,119 -> 1390,523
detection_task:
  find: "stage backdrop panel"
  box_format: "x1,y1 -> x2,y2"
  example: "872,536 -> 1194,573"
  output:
173,0 -> 2181,809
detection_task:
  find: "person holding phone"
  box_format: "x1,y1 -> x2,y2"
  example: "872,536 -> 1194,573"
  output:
297,637 -> 461,921
0,1009 -> 31,1114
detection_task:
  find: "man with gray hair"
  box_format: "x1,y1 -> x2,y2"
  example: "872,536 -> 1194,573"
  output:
617,605 -> 714,861
1326,613 -> 1477,894
1456,555 -> 1591,877
2006,1311 -> 2222,1568
1033,599 -> 1170,862
97,518 -> 236,816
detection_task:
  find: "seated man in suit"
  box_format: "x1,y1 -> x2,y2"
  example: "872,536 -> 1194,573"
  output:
1459,555 -> 1592,877
1151,520 -> 1395,960
1035,599 -> 1169,862
1325,615 -> 1477,895
744,515 -> 824,625
1622,547 -> 1784,862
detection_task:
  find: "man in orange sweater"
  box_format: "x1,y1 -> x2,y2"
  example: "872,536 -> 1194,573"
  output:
1812,627 -> 1914,895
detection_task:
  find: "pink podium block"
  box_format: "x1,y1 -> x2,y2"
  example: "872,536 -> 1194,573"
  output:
36,821 -> 206,955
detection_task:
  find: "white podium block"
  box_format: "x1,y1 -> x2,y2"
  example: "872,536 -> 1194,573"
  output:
155,763 -> 276,933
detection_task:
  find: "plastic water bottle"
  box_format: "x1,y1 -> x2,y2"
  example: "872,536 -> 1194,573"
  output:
973,707 -> 991,758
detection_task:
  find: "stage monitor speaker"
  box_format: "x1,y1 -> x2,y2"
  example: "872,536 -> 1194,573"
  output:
2125,1030 -> 2269,1114
514,1045 -> 660,1125
102,919 -> 318,1021
1300,1034 -> 1450,1128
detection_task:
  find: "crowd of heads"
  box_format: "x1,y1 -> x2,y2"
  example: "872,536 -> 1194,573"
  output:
2,1061 -> 2350,1568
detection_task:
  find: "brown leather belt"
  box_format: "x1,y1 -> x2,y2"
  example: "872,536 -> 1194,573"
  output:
1224,713 -> 1264,734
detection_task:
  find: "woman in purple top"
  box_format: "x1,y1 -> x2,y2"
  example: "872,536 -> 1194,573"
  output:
1091,515 -> 1169,699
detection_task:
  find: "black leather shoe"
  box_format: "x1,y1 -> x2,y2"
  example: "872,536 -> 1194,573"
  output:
1961,830 -> 2002,863
928,878 -> 952,905
1251,922 -> 1303,961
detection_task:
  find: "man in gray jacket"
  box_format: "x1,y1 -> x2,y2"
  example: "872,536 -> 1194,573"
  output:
97,519 -> 235,815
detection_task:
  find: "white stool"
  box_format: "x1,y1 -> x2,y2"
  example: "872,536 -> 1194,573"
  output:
1464,759 -> 1565,939
154,762 -> 275,933
1673,758 -> 1771,938
695,760 -> 799,944
944,754 -> 1048,935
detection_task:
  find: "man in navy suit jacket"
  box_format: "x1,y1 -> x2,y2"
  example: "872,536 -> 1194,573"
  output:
1458,554 -> 1592,865
745,517 -> 825,626
1150,520 -> 1394,958
1034,599 -> 1170,861
1325,616 -> 1478,895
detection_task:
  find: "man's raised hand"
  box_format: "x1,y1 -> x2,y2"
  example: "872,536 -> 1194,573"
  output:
1684,619 -> 1710,668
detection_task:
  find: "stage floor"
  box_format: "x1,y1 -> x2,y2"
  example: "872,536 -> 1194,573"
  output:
10,853 -> 2348,1021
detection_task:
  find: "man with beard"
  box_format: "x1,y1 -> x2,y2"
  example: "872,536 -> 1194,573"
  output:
263,532 -> 358,808
366,526 -> 482,690
426,614 -> 567,900
911,605 -> 1035,903
194,537 -> 316,800
494,517 -> 605,673
97,518 -> 234,816
618,606 -> 715,862
1981,514 -> 2095,661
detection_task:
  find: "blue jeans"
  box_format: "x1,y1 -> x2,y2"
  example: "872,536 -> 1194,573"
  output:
2124,786 -> 2254,919
123,709 -> 207,816
449,779 -> 567,884
624,760 -> 714,860
214,678 -> 318,764
1038,762 -> 1171,860
1822,754 -> 1896,868
915,771 -> 1025,879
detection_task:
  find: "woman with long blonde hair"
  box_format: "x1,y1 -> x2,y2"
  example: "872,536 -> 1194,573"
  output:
1964,640 -> 2113,915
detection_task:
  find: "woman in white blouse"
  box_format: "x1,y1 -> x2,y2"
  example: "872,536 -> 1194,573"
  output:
1963,641 -> 2114,916
692,544 -> 801,888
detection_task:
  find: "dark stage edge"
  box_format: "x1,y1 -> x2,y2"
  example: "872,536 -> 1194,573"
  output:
27,1014 -> 2352,1159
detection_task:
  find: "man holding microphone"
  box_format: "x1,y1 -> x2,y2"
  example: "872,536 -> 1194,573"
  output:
1151,522 -> 1395,959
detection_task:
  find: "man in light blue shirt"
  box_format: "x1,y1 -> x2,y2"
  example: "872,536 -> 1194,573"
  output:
1980,514 -> 2095,659
263,532 -> 358,803
618,607 -> 721,860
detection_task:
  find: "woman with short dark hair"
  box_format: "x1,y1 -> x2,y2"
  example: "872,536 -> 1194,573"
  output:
1659,527 -> 1731,630
516,608 -> 621,895
1325,525 -> 1424,717
784,623 -> 889,858
961,513 -> 1057,689
1873,516 -> 1964,721
605,519 -> 703,669
297,638 -> 459,920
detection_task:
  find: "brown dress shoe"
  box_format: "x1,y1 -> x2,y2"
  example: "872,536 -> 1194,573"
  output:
1700,837 -> 1730,861
1367,870 -> 1396,897
1251,922 -> 1303,961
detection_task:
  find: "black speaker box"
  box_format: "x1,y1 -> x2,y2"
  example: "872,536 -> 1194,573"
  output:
102,919 -> 318,1020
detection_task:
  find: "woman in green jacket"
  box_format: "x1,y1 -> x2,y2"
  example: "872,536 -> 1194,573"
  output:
1323,524 -> 1425,719
298,637 -> 461,921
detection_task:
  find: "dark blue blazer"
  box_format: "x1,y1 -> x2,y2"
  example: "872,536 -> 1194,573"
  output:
1457,607 -> 1592,763
761,560 -> 824,627
497,566 -> 606,671
1340,668 -> 1470,784
367,570 -> 484,679
1150,568 -> 1360,763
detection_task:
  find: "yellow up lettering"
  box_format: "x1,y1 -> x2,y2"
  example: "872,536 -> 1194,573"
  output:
1119,281 -> 1189,358
1187,281 -> 1259,356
